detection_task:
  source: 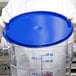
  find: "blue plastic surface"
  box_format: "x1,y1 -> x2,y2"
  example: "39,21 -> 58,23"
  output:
3,11 -> 73,48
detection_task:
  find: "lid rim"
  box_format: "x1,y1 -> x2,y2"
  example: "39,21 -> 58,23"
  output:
3,27 -> 73,48
3,11 -> 73,48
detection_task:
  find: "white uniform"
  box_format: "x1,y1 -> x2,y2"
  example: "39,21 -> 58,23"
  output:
0,0 -> 75,53
0,1 -> 75,75
0,0 -> 76,27
0,0 -> 75,44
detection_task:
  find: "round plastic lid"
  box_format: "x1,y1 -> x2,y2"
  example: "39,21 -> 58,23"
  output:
3,11 -> 73,48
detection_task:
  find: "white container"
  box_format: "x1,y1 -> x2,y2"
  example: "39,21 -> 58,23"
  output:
9,42 -> 67,76
66,33 -> 74,76
3,11 -> 73,76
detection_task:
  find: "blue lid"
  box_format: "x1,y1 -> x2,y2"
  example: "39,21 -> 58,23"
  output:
3,11 -> 73,48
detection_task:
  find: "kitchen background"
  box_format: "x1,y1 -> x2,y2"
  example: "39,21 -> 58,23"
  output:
0,0 -> 76,76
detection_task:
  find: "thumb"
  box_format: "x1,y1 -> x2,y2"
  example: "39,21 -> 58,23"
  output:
0,16 -> 6,28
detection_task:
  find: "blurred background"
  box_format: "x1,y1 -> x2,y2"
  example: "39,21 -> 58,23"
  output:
0,0 -> 76,76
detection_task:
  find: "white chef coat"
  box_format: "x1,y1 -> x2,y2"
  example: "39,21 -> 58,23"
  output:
0,0 -> 75,69
0,0 -> 76,28
0,0 -> 75,44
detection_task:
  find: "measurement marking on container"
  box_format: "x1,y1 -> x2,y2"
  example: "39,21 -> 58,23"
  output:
43,74 -> 53,76
32,72 -> 41,76
41,53 -> 54,70
31,52 -> 54,76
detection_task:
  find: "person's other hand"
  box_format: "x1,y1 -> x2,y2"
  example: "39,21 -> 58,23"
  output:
0,16 -> 8,42
68,17 -> 73,21
0,16 -> 8,29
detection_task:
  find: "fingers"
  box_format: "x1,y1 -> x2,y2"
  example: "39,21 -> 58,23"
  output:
68,17 -> 73,21
0,16 -> 8,29
0,17 -> 5,28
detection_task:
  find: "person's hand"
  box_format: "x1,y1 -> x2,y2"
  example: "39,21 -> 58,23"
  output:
68,17 -> 76,43
0,16 -> 8,29
0,16 -> 8,43
68,17 -> 73,21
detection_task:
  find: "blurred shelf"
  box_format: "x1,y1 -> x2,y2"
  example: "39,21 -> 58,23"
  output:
0,2 -> 7,8
71,73 -> 76,76
73,43 -> 76,53
0,75 -> 11,76
0,0 -> 8,2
